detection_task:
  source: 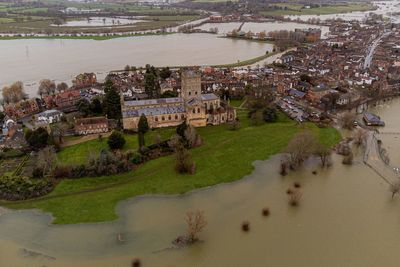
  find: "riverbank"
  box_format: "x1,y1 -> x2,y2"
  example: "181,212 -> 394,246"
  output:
0,32 -> 173,41
0,110 -> 340,224
111,48 -> 281,73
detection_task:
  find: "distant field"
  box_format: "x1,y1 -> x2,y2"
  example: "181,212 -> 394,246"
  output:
262,2 -> 375,16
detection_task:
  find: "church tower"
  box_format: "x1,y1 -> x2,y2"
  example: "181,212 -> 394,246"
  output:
181,69 -> 201,101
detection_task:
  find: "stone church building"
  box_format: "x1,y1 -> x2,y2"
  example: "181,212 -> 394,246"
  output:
121,69 -> 236,130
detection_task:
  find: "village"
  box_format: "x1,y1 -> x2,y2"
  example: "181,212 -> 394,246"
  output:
0,13 -> 399,202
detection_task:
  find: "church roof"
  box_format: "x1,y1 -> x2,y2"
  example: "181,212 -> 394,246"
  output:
124,97 -> 182,107
123,104 -> 186,118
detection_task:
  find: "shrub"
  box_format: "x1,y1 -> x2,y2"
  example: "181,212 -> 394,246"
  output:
131,152 -> 143,165
0,175 -> 53,200
262,107 -> 277,122
32,167 -> 44,178
107,130 -> 126,150
53,165 -> 72,179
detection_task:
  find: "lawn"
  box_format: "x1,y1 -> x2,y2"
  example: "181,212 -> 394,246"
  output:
3,111 -> 341,224
58,129 -> 176,165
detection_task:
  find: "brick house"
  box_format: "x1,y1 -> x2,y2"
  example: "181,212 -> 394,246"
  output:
3,99 -> 40,120
74,117 -> 109,135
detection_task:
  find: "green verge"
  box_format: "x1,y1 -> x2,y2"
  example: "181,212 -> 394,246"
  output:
1,111 -> 341,224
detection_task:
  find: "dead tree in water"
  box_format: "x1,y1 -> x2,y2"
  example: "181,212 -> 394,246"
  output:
186,210 -> 207,243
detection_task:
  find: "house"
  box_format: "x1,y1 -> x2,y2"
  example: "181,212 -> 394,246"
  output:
3,99 -> 40,120
44,89 -> 81,112
307,84 -> 331,102
73,73 -> 97,89
36,110 -> 64,124
74,117 -> 109,135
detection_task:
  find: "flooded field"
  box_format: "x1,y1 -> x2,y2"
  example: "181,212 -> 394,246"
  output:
0,151 -> 399,266
0,33 -> 272,97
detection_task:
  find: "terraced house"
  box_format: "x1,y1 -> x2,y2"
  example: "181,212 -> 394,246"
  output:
121,69 -> 236,131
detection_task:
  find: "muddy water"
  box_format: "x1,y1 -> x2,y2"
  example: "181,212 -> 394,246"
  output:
370,98 -> 400,166
0,33 -> 272,97
1,152 -> 400,267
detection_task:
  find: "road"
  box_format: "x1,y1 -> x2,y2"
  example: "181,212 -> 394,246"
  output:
363,31 -> 391,69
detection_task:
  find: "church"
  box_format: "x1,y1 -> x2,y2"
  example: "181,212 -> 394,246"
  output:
121,69 -> 236,130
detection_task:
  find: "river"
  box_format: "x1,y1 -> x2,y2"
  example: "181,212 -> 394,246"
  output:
0,33 -> 272,97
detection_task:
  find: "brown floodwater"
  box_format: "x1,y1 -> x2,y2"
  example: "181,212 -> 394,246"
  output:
370,97 -> 400,166
1,149 -> 400,266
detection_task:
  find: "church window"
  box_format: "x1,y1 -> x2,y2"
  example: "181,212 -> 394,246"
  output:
162,116 -> 165,121
197,108 -> 200,113
168,115 -> 171,120
192,109 -> 195,114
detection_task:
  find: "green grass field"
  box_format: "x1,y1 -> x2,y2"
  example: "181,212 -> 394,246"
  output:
2,111 -> 340,224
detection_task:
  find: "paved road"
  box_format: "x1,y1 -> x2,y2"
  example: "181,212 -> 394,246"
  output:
363,31 -> 391,69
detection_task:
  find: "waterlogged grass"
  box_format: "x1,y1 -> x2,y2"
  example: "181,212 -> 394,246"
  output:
262,2 -> 375,16
3,112 -> 340,224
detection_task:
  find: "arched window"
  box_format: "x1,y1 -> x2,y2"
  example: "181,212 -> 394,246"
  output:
175,115 -> 178,120
168,115 -> 171,120
197,108 -> 200,113
155,117 -> 158,122
162,116 -> 165,121
181,114 -> 185,119
192,109 -> 195,114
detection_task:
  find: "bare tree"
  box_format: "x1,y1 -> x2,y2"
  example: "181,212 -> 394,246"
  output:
56,82 -> 69,93
314,142 -> 331,167
389,181 -> 400,199
37,146 -> 57,176
38,79 -> 56,97
184,124 -> 201,148
2,81 -> 27,104
353,128 -> 368,147
288,189 -> 302,206
284,131 -> 317,169
185,210 -> 207,242
339,112 -> 356,130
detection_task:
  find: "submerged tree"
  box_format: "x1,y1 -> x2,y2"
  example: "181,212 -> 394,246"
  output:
339,112 -> 356,130
314,142 -> 331,167
185,210 -> 207,243
284,131 -> 316,169
390,181 -> 400,199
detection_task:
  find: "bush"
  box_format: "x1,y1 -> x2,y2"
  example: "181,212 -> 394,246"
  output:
263,107 -> 277,123
53,165 -> 72,179
0,175 -> 53,200
107,131 -> 126,150
32,167 -> 44,178
25,127 -> 49,150
131,152 -> 143,164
